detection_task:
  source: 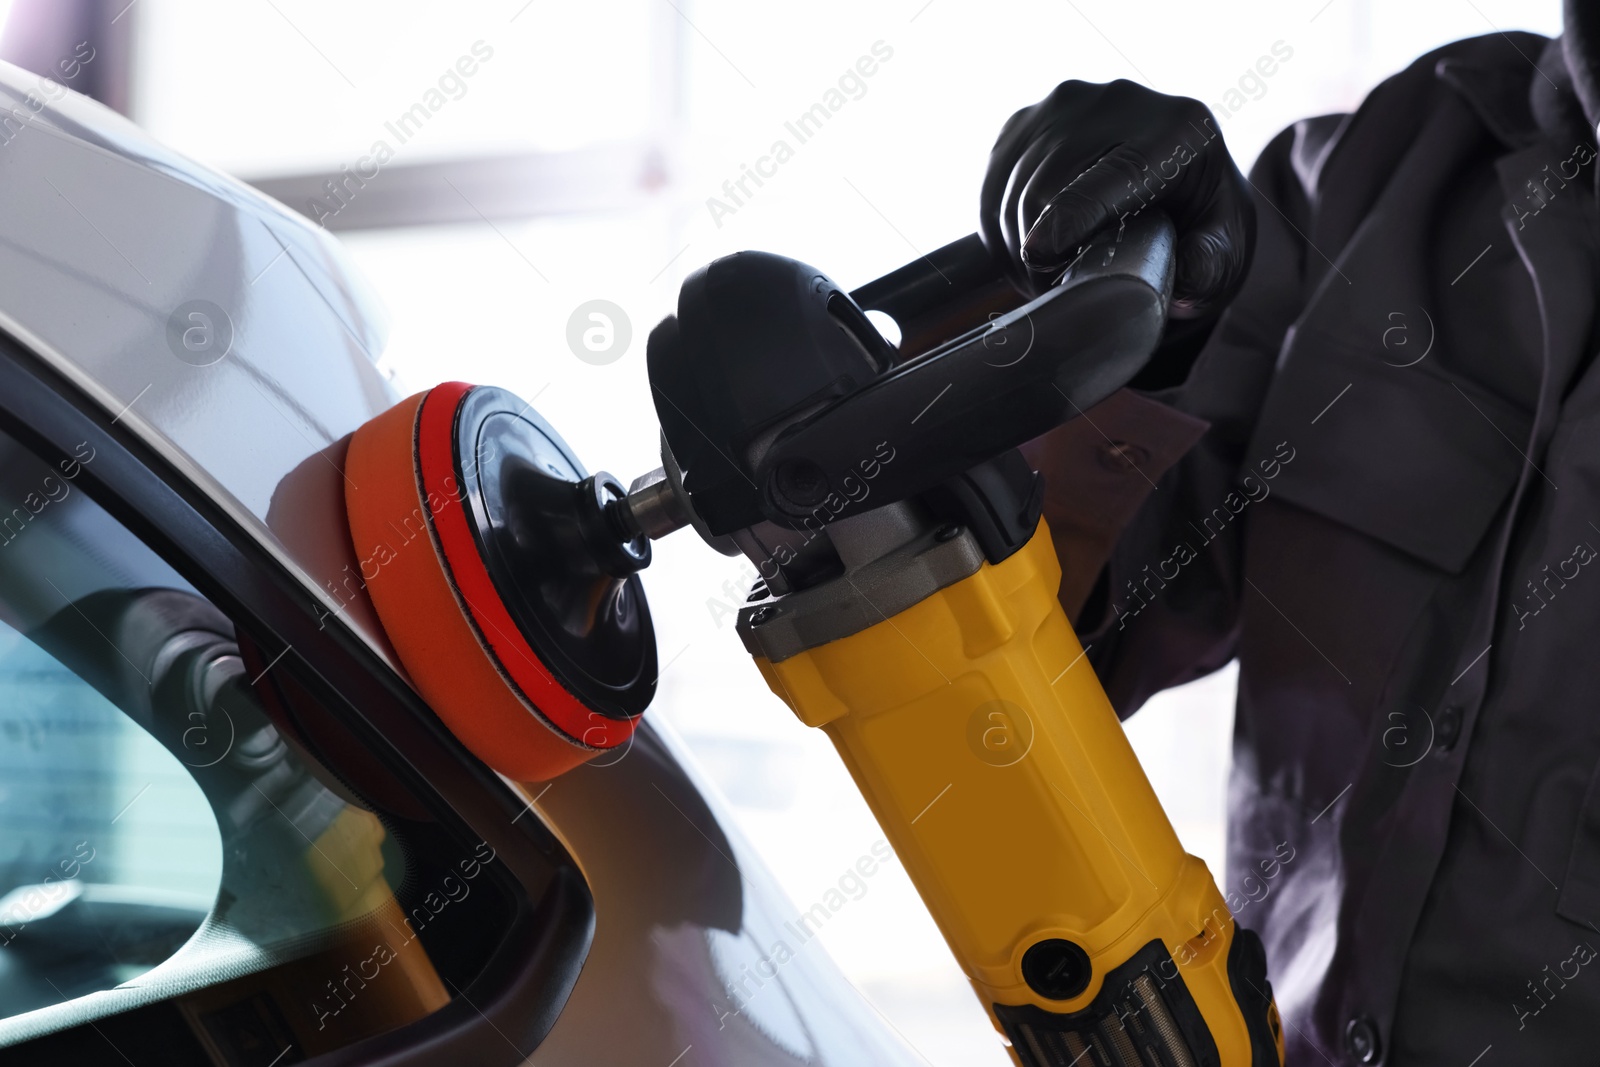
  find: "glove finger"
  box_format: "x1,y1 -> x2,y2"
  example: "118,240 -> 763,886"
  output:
979,102 -> 1049,278
1171,184 -> 1254,317
1020,142 -> 1156,272
990,132 -> 1069,288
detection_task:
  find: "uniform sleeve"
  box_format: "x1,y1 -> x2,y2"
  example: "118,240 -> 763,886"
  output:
1020,115 -> 1342,717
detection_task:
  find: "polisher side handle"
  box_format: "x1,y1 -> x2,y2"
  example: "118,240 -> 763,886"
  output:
759,212 -> 1175,527
848,233 -> 1017,362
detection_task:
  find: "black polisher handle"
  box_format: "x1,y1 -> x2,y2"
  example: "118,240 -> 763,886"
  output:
761,212 -> 1176,524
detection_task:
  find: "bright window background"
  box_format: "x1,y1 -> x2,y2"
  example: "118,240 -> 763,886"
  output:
129,2 -> 1561,1063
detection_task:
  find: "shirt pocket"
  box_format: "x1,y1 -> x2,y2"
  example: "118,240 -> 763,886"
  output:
1243,327 -> 1531,575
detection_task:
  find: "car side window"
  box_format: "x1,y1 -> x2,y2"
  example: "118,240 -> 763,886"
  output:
0,429 -> 464,1062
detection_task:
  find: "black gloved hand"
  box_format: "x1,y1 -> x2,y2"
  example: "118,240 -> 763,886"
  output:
980,79 -> 1255,318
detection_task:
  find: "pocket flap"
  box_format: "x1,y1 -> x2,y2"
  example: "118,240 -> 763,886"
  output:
1244,329 -> 1530,574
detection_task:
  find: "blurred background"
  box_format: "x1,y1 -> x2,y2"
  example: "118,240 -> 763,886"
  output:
0,1 -> 1564,1062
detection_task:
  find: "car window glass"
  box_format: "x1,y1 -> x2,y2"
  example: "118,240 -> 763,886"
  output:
0,621 -> 222,1015
0,431 -> 453,1059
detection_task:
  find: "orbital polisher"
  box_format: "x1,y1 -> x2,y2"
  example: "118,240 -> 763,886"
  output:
344,213 -> 1285,1067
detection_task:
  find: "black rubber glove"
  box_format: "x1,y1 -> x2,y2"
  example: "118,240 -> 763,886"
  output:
980,79 -> 1255,318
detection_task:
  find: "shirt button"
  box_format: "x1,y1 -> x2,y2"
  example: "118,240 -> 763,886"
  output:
1434,704 -> 1464,753
1345,1015 -> 1381,1063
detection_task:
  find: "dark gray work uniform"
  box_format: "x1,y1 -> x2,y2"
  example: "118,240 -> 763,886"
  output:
1026,31 -> 1600,1065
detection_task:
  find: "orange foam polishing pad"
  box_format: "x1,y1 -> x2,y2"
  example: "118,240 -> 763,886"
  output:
343,383 -> 637,781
